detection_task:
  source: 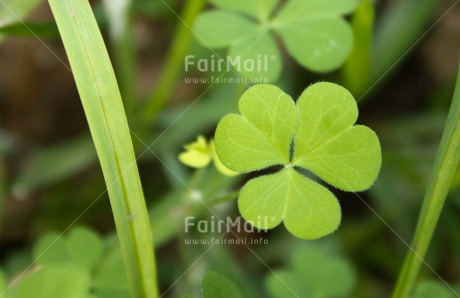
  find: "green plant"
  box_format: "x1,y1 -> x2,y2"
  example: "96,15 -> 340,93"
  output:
214,82 -> 381,239
201,271 -> 242,298
47,0 -> 157,297
266,247 -> 356,298
412,281 -> 460,298
393,65 -> 460,298
1,227 -> 131,297
193,0 -> 358,81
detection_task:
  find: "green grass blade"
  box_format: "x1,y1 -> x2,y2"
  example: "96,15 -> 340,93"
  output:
372,0 -> 437,83
392,63 -> 460,298
47,0 -> 158,297
0,22 -> 60,38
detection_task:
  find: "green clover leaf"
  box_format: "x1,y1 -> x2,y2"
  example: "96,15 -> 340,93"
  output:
33,226 -> 103,271
412,281 -> 460,298
266,247 -> 356,298
193,0 -> 358,81
214,83 -> 381,239
9,265 -> 90,298
202,271 -> 242,298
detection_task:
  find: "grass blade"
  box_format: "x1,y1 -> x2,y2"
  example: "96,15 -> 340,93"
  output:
392,63 -> 460,297
48,0 -> 158,297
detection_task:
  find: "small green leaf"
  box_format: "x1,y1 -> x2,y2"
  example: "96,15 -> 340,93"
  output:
266,248 -> 356,298
194,11 -> 258,48
238,168 -> 341,239
274,18 -> 353,72
413,281 -> 455,298
215,84 -> 298,172
208,0 -> 278,21
214,83 -> 381,239
274,0 -> 358,21
273,0 -> 358,72
65,227 -> 103,271
292,82 -> 381,191
202,271 -> 242,298
93,246 -> 130,297
10,265 -> 90,298
33,233 -> 71,266
33,227 -> 103,271
0,270 -> 7,292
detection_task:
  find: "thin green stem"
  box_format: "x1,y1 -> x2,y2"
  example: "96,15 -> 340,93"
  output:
0,150 -> 5,233
140,0 -> 205,124
341,0 -> 374,97
392,63 -> 460,298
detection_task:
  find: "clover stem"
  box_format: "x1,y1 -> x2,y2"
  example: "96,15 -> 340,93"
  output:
392,63 -> 460,298
141,0 -> 205,124
341,0 -> 374,97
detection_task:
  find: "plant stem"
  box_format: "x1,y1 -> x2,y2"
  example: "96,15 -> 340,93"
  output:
48,0 -> 158,297
341,0 -> 374,97
392,63 -> 460,298
141,0 -> 205,124
0,150 -> 5,233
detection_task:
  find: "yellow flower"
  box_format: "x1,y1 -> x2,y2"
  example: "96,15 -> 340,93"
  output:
179,135 -> 239,177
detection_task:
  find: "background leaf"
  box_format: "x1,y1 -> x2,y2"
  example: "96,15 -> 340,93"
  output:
274,0 -> 357,21
65,227 -> 103,271
273,0 -> 357,72
228,31 -> 282,81
202,271 -> 242,298
266,247 -> 356,298
208,0 -> 278,22
33,227 -> 103,271
194,11 -> 258,48
413,281 -> 456,298
10,265 -> 90,298
274,18 -> 353,72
